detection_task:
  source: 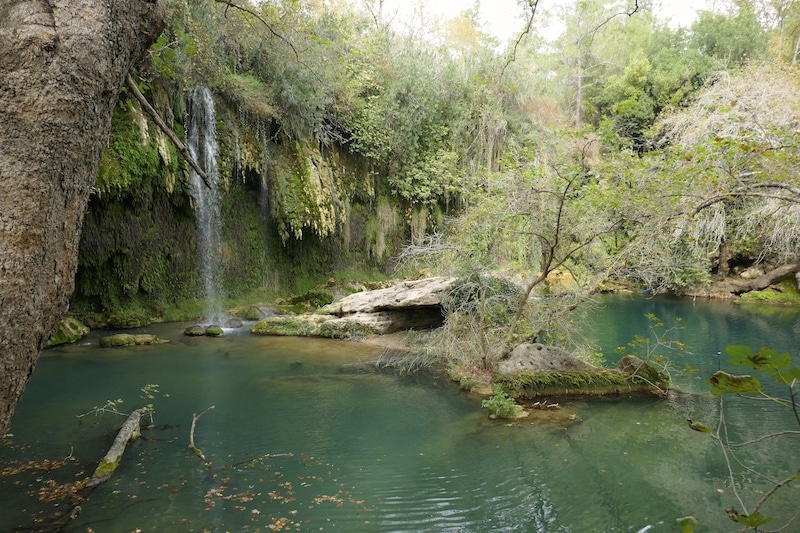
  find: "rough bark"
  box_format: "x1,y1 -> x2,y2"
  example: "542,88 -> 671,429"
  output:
0,0 -> 165,436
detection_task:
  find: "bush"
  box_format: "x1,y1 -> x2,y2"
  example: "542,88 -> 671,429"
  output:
481,385 -> 524,419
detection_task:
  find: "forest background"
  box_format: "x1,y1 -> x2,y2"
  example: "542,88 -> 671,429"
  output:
69,0 -> 800,361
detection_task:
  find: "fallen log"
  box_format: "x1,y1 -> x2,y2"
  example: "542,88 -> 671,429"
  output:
88,408 -> 145,487
722,262 -> 800,294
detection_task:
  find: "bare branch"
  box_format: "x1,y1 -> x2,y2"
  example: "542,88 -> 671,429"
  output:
213,0 -> 299,59
500,0 -> 539,80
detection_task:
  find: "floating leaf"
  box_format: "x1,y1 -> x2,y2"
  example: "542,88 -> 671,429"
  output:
687,419 -> 711,433
676,515 -> 698,533
707,371 -> 763,396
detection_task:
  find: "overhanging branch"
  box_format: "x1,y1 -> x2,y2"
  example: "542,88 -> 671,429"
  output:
125,74 -> 212,189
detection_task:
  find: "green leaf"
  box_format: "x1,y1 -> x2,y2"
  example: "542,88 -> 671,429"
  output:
774,367 -> 800,383
725,345 -> 792,372
687,419 -> 712,433
707,371 -> 763,396
735,512 -> 772,527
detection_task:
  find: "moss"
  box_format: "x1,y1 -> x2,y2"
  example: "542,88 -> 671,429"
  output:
316,320 -> 376,339
91,456 -> 120,482
288,289 -> 334,309
739,279 -> 800,305
496,371 -> 646,398
44,316 -> 90,348
205,325 -> 224,337
251,316 -> 318,336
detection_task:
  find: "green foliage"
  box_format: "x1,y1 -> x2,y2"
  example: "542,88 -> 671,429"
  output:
614,314 -> 690,391
481,385 -> 524,419
691,10 -> 767,68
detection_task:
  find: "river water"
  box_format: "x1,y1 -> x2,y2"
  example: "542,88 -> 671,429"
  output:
1,295 -> 798,532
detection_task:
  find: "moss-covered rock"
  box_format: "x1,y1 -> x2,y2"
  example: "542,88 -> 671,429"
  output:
205,325 -> 224,337
251,316 -> 319,336
495,343 -> 670,398
44,316 -> 90,348
244,306 -> 264,321
99,333 -> 168,347
184,325 -> 206,336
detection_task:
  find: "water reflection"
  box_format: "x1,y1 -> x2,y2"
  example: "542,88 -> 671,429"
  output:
0,296 -> 798,532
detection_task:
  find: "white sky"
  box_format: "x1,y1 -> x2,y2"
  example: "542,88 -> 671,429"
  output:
380,0 -> 711,42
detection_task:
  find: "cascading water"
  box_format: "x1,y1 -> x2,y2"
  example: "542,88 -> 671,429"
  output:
187,86 -> 224,323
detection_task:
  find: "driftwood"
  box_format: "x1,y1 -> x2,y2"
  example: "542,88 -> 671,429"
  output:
189,406 -> 215,466
124,74 -> 212,189
88,408 -> 145,487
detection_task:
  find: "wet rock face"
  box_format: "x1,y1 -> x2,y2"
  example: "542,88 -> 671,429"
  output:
497,343 -> 596,377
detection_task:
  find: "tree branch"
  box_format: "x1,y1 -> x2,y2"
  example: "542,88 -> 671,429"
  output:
125,74 -> 212,189
189,405 -> 215,467
500,0 -> 539,80
213,0 -> 299,59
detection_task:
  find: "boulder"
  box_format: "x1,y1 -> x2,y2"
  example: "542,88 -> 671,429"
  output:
184,325 -> 206,336
496,342 -> 670,398
615,355 -> 669,385
498,343 -> 595,376
224,318 -> 243,329
44,316 -> 90,348
205,325 -> 224,337
244,306 -> 264,321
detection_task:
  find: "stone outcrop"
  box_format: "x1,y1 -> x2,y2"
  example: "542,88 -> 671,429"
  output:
252,277 -> 456,337
320,277 -> 457,315
44,317 -> 90,348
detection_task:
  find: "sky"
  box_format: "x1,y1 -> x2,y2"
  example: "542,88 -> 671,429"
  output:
380,0 -> 712,42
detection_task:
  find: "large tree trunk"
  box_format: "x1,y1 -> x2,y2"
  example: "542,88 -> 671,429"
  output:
0,0 -> 165,436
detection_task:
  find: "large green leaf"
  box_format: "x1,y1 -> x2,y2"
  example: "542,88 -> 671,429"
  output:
725,345 -> 792,372
735,512 -> 773,528
707,371 -> 763,396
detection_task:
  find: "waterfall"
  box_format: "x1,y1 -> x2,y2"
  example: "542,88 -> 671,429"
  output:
187,86 -> 223,322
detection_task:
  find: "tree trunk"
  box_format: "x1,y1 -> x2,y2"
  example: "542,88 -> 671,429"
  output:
0,0 -> 165,436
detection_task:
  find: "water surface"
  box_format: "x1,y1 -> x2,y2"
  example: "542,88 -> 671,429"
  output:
1,295 -> 798,532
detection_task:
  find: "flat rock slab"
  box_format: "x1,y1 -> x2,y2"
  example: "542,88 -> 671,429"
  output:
320,277 -> 457,315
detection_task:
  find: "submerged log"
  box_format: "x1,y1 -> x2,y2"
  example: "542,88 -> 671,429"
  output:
189,406 -> 215,467
88,408 -> 145,487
